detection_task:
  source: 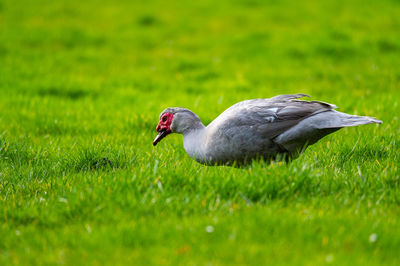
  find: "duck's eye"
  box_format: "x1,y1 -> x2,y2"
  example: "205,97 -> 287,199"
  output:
162,115 -> 167,122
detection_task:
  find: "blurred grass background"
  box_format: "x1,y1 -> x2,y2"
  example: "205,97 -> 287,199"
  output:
0,0 -> 400,265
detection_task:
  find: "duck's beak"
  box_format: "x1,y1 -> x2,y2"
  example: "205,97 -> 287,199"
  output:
153,130 -> 169,146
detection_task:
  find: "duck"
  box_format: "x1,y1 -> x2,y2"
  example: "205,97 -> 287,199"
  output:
153,94 -> 382,166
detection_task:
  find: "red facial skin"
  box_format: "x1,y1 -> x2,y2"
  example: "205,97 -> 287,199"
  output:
156,113 -> 174,133
153,113 -> 174,146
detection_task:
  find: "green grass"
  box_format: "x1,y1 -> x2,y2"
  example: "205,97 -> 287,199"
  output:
1,0 -> 400,264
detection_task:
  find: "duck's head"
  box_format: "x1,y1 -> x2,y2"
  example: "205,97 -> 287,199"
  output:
153,107 -> 202,146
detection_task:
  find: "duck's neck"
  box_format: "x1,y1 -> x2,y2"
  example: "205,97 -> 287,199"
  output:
182,124 -> 207,162
181,120 -> 205,134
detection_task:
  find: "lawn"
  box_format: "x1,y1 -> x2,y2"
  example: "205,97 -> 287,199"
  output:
1,0 -> 400,264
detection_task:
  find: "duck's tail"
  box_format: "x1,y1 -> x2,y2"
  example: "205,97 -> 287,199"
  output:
319,111 -> 382,128
274,110 -> 382,153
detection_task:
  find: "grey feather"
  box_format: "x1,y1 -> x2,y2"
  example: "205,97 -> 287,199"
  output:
208,94 -> 336,140
155,95 -> 382,166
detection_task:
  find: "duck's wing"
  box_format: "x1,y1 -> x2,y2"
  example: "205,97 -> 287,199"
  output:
208,94 -> 337,140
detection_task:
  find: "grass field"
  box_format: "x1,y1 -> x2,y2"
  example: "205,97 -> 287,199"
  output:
1,0 -> 400,264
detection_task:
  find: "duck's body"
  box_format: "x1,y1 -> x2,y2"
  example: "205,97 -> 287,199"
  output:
153,94 -> 381,166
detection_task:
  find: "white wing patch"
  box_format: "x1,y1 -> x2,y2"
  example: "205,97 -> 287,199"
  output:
264,116 -> 275,122
262,108 -> 279,122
